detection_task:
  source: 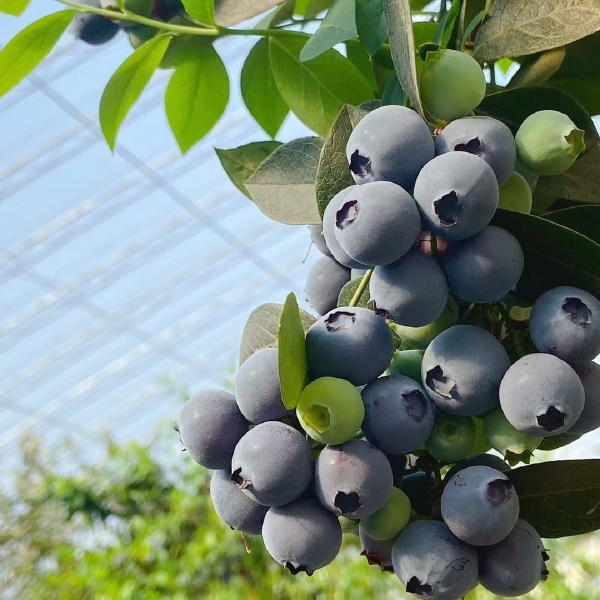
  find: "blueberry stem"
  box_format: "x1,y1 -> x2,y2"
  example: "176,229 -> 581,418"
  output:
349,269 -> 373,307
430,233 -> 439,261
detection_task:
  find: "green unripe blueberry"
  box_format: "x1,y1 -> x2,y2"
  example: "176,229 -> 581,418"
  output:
393,297 -> 459,350
360,487 -> 411,540
498,172 -> 533,214
388,349 -> 424,384
420,49 -> 486,122
483,407 -> 542,464
470,417 -> 492,455
425,412 -> 476,463
296,377 -> 365,445
516,110 -> 586,175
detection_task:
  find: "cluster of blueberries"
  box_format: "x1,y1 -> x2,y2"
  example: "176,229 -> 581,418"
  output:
175,98 -> 600,599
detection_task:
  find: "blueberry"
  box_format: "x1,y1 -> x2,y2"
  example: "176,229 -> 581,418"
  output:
425,413 -> 476,463
296,377 -> 365,445
385,453 -> 407,488
420,48 -> 486,122
127,24 -> 157,49
388,349 -> 425,385
231,421 -> 313,506
442,226 -> 524,303
422,325 -> 511,416
401,471 -> 435,516
361,487 -> 411,541
70,0 -> 120,44
441,466 -> 519,546
308,223 -> 332,257
333,181 -> 422,266
483,407 -> 542,463
392,520 -> 479,599
315,438 -> 393,518
444,453 -> 510,483
370,249 -> 448,327
306,307 -> 395,386
322,187 -> 366,269
516,110 -> 586,176
498,171 -> 533,214
414,152 -> 499,241
529,286 -> 600,365
235,348 -> 293,424
570,361 -> 600,435
176,390 -> 248,469
499,353 -> 585,437
361,375 -> 435,454
346,105 -> 435,190
359,525 -> 395,571
435,116 -> 516,185
479,519 -> 549,596
209,469 -> 268,535
262,498 -> 342,575
305,256 -> 351,316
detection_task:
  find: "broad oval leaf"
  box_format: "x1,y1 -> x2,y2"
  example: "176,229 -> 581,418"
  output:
215,141 -> 282,198
337,277 -> 371,308
165,40 -> 229,153
492,208 -> 600,303
241,38 -> 288,138
474,0 -> 600,61
182,0 -> 215,25
278,293 -> 309,409
245,136 -> 324,225
215,0 -> 284,26
537,432 -> 580,452
239,302 -> 316,365
269,34 -> 374,137
509,459 -> 600,538
315,103 -> 370,217
383,0 -> 423,115
544,205 -> 600,243
300,0 -> 358,62
0,10 -> 75,98
100,35 -> 170,150
0,0 -> 31,16
356,0 -> 387,56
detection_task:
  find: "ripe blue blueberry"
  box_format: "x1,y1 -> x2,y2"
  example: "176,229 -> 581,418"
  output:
305,255 -> 351,316
308,224 -> 332,257
443,453 -> 510,483
570,361 -> 600,435
359,525 -> 395,571
71,0 -> 120,44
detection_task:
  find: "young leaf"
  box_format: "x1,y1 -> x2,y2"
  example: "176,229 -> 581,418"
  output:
239,302 -> 315,365
278,293 -> 309,410
215,141 -> 282,198
435,0 -> 461,48
300,0 -> 358,62
245,137 -> 324,225
181,0 -> 215,25
338,278 -> 371,308
0,0 -> 30,16
241,38 -> 288,138
0,10 -> 75,98
269,35 -> 374,137
100,35 -> 170,150
491,209 -> 600,303
383,0 -> 423,115
544,205 -> 600,243
509,459 -> 600,538
474,0 -> 600,62
315,103 -> 370,217
356,0 -> 387,56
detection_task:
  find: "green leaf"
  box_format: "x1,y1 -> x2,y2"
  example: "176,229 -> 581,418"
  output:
383,0 -> 423,115
509,460 -> 600,538
214,0 -> 284,26
215,141 -> 281,198
269,35 -> 374,137
245,137 -> 324,225
413,21 -> 438,48
508,48 -> 566,89
100,35 -> 170,151
301,0 -> 358,62
164,41 -> 228,153
435,0 -> 462,49
241,38 -> 288,138
381,71 -> 405,105
315,104 -> 370,217
215,140 -> 281,199
346,41 -> 379,91
544,205 -> 600,244
0,0 -> 30,16
182,0 -> 215,24
474,0 -> 600,62
278,293 -> 309,409
0,10 -> 75,99
356,0 -> 387,56
338,278 -> 371,308
302,0 -> 335,19
256,0 -> 295,28
239,302 -> 315,365
537,432 -> 580,452
460,9 -> 486,49
410,0 -> 429,12
491,209 -> 600,303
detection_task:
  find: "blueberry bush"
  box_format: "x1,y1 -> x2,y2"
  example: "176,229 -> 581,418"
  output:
4,0 -> 600,598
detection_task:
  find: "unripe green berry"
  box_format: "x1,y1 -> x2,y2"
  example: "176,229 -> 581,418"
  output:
420,49 -> 486,122
388,349 -> 424,384
470,417 -> 492,455
516,110 -> 585,175
360,487 -> 411,540
498,172 -> 533,214
425,412 -> 476,463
